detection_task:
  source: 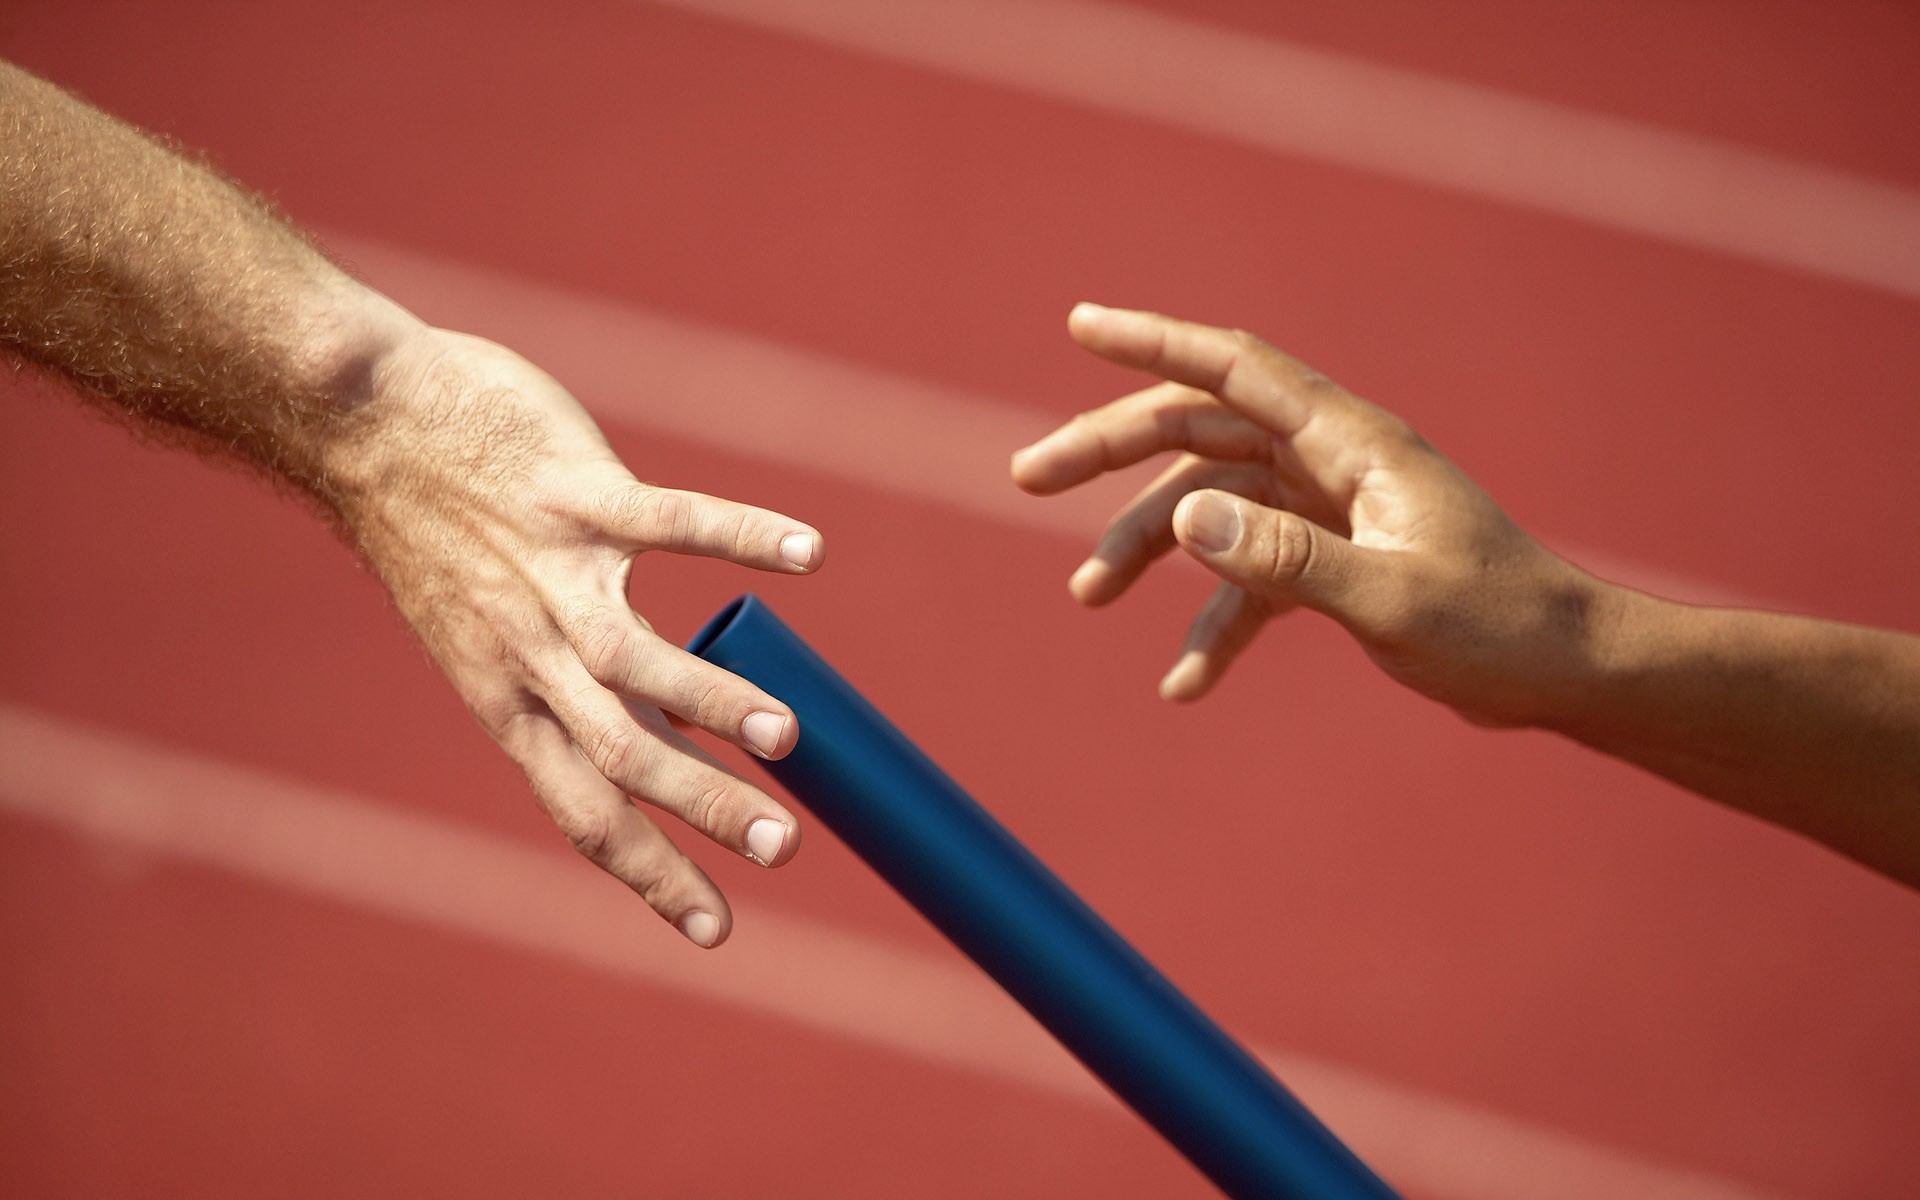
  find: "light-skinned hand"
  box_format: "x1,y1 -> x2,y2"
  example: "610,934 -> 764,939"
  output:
331,328 -> 823,947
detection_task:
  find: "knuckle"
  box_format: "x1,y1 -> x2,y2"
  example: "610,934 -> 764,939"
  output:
642,488 -> 693,546
1266,517 -> 1313,583
1228,327 -> 1280,372
1389,416 -> 1435,454
1219,329 -> 1280,401
726,511 -> 761,560
1106,511 -> 1161,564
1297,365 -> 1339,394
1150,403 -> 1193,449
676,671 -> 733,727
632,855 -> 686,914
560,808 -> 619,867
582,720 -> 645,785
471,694 -> 533,743
581,626 -> 630,683
1061,410 -> 1097,445
683,780 -> 737,836
594,482 -> 652,532
560,599 -> 633,684
599,483 -> 694,548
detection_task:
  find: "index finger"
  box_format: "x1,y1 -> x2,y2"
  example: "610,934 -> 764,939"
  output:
1065,303 -> 1359,438
597,483 -> 824,573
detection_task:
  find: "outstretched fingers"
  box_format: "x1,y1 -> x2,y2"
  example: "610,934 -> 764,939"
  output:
1012,381 -> 1271,496
505,709 -> 735,946
1160,580 -> 1283,702
598,482 -> 824,573
538,667 -> 801,868
556,597 -> 798,760
1069,456 -> 1271,607
1064,303 -> 1366,440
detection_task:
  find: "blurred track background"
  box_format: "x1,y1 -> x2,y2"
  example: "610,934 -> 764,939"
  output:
3,2 -> 1918,1196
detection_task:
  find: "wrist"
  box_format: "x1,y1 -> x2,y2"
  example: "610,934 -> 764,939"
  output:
1530,575 -> 1671,740
308,323 -> 575,539
291,279 -> 432,511
293,273 -> 427,412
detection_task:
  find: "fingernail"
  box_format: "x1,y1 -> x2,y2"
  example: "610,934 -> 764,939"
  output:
681,911 -> 721,948
779,532 -> 817,570
1071,301 -> 1110,320
742,710 -> 787,758
1183,493 -> 1240,553
746,817 -> 787,866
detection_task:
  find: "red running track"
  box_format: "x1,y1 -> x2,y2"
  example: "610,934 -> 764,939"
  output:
3,2 -> 1919,1197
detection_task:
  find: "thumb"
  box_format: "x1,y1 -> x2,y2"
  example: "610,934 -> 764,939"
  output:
1173,489 -> 1380,624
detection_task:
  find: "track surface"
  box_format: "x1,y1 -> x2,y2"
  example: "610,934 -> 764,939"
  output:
4,3 -> 1919,1197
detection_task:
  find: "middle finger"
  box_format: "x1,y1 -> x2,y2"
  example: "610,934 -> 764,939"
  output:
1011,381 -> 1272,496
538,665 -> 801,868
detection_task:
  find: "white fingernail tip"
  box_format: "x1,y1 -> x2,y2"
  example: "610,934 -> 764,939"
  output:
681,911 -> 721,947
779,532 -> 817,570
742,710 -> 787,758
746,817 -> 788,866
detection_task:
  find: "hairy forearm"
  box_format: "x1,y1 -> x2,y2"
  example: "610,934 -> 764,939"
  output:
1556,588 -> 1920,884
0,61 -> 421,505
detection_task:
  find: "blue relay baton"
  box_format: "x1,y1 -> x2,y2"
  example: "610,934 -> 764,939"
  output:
689,596 -> 1399,1200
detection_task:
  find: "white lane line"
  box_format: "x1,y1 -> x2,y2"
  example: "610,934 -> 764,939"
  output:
637,0 -> 1920,302
335,232 -> 1764,610
0,703 -> 1785,1200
